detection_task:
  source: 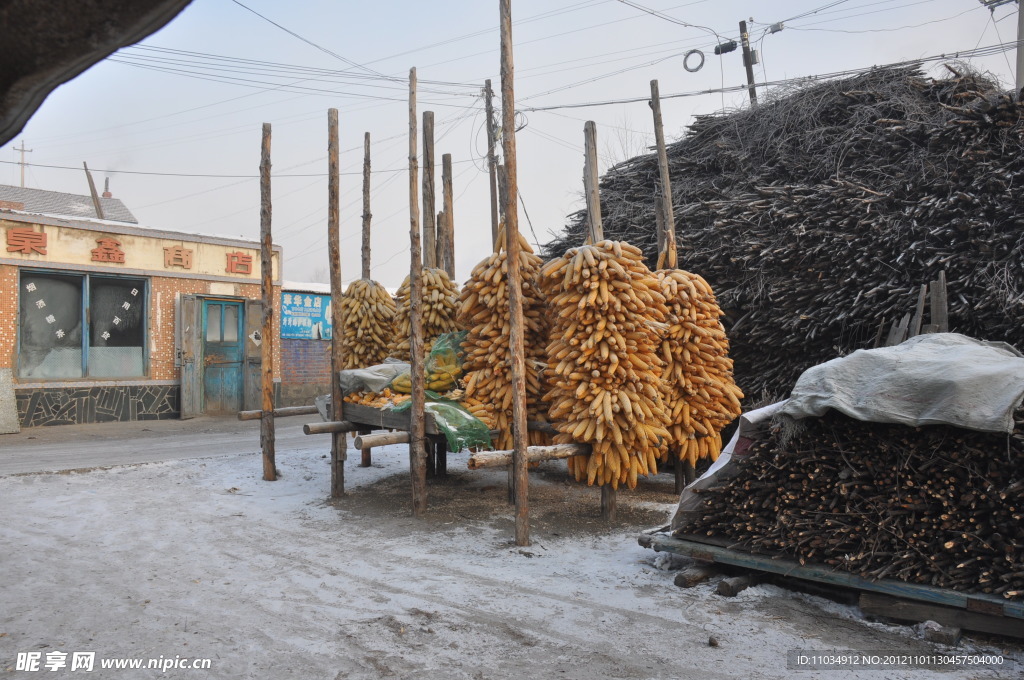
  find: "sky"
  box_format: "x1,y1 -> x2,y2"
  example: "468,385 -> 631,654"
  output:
4,0 -> 1021,289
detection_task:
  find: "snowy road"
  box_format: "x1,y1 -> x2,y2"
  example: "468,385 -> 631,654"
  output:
1,420 -> 1021,679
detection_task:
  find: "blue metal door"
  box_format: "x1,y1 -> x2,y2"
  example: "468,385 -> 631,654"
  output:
202,300 -> 244,414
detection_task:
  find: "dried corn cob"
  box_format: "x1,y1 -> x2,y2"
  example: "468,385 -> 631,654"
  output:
338,278 -> 397,369
656,269 -> 744,467
540,240 -> 672,489
458,227 -> 550,450
388,268 -> 461,361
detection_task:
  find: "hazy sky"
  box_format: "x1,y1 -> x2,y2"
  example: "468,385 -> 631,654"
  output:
6,0 -> 1019,289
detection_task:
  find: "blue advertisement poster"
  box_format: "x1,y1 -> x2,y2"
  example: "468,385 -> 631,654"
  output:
280,292 -> 332,340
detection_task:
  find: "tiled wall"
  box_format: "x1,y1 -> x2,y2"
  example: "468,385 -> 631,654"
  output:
16,384 -> 180,426
0,265 -> 16,371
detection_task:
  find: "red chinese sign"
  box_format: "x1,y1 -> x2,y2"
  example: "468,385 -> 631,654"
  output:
6,227 -> 47,255
163,246 -> 194,269
225,251 -> 253,275
91,237 -> 125,263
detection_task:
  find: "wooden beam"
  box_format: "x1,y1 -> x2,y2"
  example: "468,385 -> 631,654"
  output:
640,534 -> 1024,621
238,405 -> 318,421
500,0 -> 530,548
328,108 -> 346,498
408,68 -> 428,517
601,484 -> 617,521
353,431 -> 411,449
468,442 -> 590,469
303,420 -> 358,435
422,110 -> 436,269
650,79 -> 677,270
860,592 -> 1024,639
361,131 -> 372,280
259,122 -> 276,482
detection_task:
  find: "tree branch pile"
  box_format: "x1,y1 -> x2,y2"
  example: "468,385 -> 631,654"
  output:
680,411 -> 1024,599
544,65 -> 1024,401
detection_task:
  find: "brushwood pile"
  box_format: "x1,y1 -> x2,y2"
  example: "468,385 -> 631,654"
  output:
544,65 -> 1024,402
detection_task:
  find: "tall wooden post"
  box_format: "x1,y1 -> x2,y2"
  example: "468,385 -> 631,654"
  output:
650,80 -> 677,270
422,111 -> 437,269
500,0 -> 530,547
439,153 -> 455,277
484,79 -> 500,248
259,123 -> 276,482
582,121 -> 616,519
583,121 -> 603,244
361,131 -> 372,280
327,109 -> 346,497
408,68 -> 428,516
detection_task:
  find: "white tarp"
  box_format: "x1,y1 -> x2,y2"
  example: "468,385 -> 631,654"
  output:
779,332 -> 1024,434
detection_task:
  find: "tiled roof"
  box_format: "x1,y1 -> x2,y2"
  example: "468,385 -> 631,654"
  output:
0,184 -> 138,224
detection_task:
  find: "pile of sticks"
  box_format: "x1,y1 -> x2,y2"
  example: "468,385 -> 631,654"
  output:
544,65 -> 1024,401
681,411 -> 1024,599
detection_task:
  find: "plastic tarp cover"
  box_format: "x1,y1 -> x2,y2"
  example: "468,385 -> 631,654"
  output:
390,391 -> 493,453
340,358 -> 410,397
779,332 -> 1024,434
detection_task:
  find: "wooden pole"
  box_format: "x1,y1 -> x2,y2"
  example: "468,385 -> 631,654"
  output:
327,109 -> 346,497
303,420 -> 358,435
650,79 -> 677,270
422,110 -> 437,269
484,79 -> 500,248
354,431 -> 411,449
582,119 -> 614,514
583,121 -> 603,243
500,0 -> 530,547
408,68 -> 428,517
361,131 -> 372,280
439,152 -> 455,277
259,123 -> 276,482
238,405 -> 318,421
496,163 -> 508,224
83,162 -> 105,220
468,442 -> 590,469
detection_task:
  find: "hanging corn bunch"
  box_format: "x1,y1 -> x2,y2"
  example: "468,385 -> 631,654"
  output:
458,226 -> 550,450
337,278 -> 397,369
540,240 -> 672,489
388,268 -> 461,361
656,269 -> 744,467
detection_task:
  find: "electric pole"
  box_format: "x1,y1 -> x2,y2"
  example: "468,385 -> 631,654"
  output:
14,140 -> 32,187
739,20 -> 758,107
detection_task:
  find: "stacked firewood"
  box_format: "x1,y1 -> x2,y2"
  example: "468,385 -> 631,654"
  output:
544,65 -> 1024,402
681,411 -> 1024,600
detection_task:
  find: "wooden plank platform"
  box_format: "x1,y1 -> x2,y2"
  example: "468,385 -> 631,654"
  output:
638,533 -> 1024,631
341,402 -> 440,436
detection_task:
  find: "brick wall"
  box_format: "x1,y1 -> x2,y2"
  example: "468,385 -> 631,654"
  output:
0,265 -> 15,370
279,338 -> 330,406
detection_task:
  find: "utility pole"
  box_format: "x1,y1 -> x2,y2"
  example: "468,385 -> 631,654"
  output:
484,79 -> 500,248
739,20 -> 758,107
15,140 -> 32,187
1017,1 -> 1024,92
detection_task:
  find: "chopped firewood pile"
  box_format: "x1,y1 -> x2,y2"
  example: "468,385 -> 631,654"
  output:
544,64 -> 1024,401
680,410 -> 1024,600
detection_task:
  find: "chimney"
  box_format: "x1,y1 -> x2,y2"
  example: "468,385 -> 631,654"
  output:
102,177 -> 112,198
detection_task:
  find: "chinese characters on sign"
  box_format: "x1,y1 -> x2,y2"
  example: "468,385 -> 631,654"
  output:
91,237 -> 126,263
163,246 -> 193,269
225,251 -> 253,275
6,227 -> 47,255
280,292 -> 331,340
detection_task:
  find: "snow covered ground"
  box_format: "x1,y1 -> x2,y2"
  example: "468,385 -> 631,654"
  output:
1,420 -> 1021,679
